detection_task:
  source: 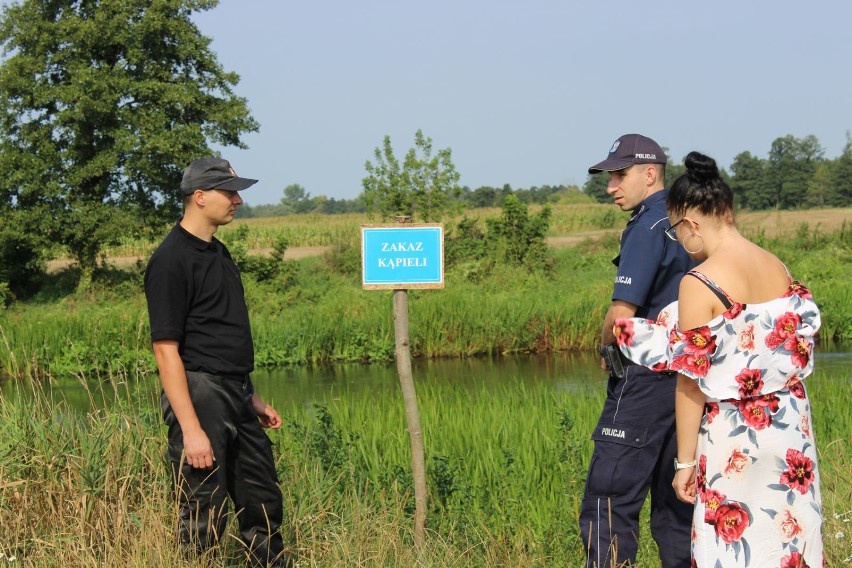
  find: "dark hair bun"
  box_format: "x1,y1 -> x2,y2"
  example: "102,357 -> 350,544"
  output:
684,151 -> 719,183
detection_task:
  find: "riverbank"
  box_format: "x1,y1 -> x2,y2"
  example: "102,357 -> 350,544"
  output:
1,207 -> 850,381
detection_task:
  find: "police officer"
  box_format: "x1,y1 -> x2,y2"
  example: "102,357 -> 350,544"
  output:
578,134 -> 694,567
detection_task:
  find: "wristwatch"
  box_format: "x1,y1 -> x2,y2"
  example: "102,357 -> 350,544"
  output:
674,458 -> 697,470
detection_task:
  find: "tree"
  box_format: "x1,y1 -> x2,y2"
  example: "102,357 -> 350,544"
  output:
470,185 -> 497,208
0,208 -> 45,301
582,173 -> 609,203
730,151 -> 771,210
664,163 -> 686,188
362,129 -> 462,222
804,162 -> 835,208
767,135 -> 824,209
0,0 -> 258,291
831,133 -> 852,207
280,183 -> 313,214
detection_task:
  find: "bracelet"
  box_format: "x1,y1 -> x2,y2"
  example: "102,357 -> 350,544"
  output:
674,458 -> 697,470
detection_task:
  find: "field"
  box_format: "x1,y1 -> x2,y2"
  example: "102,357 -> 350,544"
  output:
47,205 -> 852,270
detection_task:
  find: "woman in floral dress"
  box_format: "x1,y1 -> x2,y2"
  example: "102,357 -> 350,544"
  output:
614,152 -> 823,567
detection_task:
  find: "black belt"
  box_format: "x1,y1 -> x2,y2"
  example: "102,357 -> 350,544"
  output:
187,370 -> 251,382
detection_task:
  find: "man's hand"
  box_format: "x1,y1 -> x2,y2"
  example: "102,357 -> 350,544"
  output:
252,393 -> 282,429
152,340 -> 215,470
183,427 -> 215,469
600,300 -> 637,350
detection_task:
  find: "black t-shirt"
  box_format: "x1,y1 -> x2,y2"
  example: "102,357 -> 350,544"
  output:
144,222 -> 254,375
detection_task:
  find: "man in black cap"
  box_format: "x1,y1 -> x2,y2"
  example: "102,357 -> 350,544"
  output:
578,135 -> 694,567
144,157 -> 292,567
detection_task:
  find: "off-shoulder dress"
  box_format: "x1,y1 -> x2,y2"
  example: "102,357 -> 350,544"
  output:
615,270 -> 823,567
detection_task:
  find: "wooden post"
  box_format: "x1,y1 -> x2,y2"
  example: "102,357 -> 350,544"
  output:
392,215 -> 427,548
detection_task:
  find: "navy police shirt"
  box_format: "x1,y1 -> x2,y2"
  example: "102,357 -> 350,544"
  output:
144,222 -> 254,376
612,190 -> 695,320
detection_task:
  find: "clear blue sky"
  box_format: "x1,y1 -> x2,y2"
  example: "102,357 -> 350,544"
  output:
194,0 -> 851,206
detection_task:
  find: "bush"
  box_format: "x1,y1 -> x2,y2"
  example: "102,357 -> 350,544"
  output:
0,281 -> 10,307
224,225 -> 296,287
444,197 -> 553,275
445,216 -> 488,267
486,195 -> 553,271
0,225 -> 47,300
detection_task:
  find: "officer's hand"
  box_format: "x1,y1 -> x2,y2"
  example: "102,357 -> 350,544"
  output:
183,428 -> 215,469
673,468 -> 696,504
599,357 -> 608,373
252,393 -> 283,429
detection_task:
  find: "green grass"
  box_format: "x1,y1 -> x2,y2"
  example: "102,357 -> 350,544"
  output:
1,364 -> 848,566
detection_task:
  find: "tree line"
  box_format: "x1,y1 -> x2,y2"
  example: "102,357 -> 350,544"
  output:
583,134 -> 852,210
242,133 -> 852,218
238,182 -> 578,218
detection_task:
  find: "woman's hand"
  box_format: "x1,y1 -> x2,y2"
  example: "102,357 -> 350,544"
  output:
673,467 -> 697,504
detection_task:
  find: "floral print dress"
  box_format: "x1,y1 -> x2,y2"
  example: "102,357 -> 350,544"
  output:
614,271 -> 823,568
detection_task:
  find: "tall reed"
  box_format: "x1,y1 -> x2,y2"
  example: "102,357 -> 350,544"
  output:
2,364 -> 848,566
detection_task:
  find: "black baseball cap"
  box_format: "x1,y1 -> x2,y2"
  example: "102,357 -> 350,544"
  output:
588,134 -> 667,174
180,157 -> 258,195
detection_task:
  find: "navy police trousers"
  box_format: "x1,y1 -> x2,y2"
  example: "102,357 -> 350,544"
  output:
579,365 -> 692,567
162,371 -> 287,567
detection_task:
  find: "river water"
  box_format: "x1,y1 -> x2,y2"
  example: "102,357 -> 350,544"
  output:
2,347 -> 848,412
254,346 -> 850,410
251,351 -> 604,410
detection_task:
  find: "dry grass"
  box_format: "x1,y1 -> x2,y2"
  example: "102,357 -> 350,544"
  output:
735,208 -> 851,237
